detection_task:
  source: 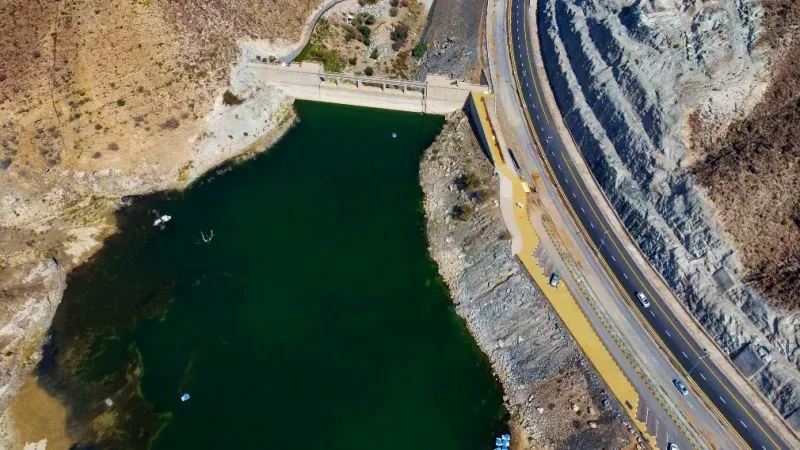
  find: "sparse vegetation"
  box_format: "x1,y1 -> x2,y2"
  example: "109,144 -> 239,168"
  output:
370,49 -> 379,59
364,66 -> 374,76
116,99 -> 126,106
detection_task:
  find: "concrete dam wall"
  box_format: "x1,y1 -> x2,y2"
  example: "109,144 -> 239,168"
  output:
248,62 -> 490,114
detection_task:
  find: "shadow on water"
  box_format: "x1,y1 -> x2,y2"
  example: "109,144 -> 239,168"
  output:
35,101 -> 507,449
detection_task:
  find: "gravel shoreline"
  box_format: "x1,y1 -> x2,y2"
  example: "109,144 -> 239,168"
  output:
420,110 -> 634,448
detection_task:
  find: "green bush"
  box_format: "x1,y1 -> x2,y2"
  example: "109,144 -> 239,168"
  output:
349,57 -> 358,65
357,25 -> 371,39
451,203 -> 475,221
364,66 -> 374,76
344,25 -> 356,41
389,6 -> 398,17
364,14 -> 376,25
296,42 -> 343,72
389,0 -> 398,6
363,37 -> 371,46
412,42 -> 428,58
370,49 -> 379,59
116,98 -> 126,106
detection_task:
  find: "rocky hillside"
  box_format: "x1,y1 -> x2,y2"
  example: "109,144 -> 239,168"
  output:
0,0 -> 322,420
421,111 -> 635,448
537,0 -> 800,423
692,0 -> 800,310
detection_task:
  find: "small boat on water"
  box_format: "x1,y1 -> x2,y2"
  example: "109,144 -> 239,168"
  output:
153,215 -> 172,226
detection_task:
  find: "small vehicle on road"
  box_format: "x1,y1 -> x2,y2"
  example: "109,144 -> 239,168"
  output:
549,272 -> 560,287
635,291 -> 651,308
673,379 -> 689,396
667,443 -> 679,450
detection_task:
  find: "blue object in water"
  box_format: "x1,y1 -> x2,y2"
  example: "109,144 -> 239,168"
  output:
392,132 -> 397,138
495,438 -> 504,446
181,393 -> 190,402
502,434 -> 511,440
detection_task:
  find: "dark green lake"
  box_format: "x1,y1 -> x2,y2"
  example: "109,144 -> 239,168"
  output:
40,101 -> 506,449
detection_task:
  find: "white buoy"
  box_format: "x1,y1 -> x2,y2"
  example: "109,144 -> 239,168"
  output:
392,132 -> 397,138
181,393 -> 190,402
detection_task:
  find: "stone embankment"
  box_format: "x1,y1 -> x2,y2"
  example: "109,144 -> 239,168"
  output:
536,0 -> 800,425
420,110 -> 633,448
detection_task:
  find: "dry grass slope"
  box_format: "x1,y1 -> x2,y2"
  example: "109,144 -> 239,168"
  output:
692,0 -> 800,309
0,0 -> 320,269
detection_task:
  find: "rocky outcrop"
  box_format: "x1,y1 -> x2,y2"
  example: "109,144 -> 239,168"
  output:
421,110 -> 632,447
0,259 -> 65,412
537,0 -> 800,421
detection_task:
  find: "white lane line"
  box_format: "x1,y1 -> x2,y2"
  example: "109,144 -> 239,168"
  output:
589,222 -> 595,229
739,420 -> 748,429
610,255 -> 616,261
557,164 -> 561,170
681,351 -> 688,359
572,192 -> 576,198
719,396 -> 727,404
580,206 -> 585,213
622,273 -> 628,280
664,330 -> 671,337
652,356 -> 657,363
565,179 -> 569,185
649,311 -> 655,318
699,373 -> 706,380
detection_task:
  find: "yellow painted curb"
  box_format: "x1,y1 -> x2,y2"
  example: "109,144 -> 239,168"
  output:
470,91 -> 656,447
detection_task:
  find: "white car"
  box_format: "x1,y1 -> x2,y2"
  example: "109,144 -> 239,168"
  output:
635,291 -> 650,308
667,443 -> 679,450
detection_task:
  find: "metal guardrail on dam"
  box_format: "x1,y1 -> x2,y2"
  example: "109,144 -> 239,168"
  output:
319,72 -> 426,92
248,61 -> 490,114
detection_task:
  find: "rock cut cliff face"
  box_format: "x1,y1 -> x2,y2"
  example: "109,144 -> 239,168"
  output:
538,0 -> 800,421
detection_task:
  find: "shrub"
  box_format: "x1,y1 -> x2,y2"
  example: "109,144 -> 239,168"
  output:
363,37 -> 371,46
222,90 -> 244,106
92,152 -> 102,159
161,118 -> 180,129
390,23 -> 409,49
364,66 -> 374,76
370,48 -> 379,59
136,85 -> 144,93
349,57 -> 358,65
107,142 -> 119,151
389,6 -> 398,17
389,0 -> 398,6
454,172 -> 479,191
357,25 -> 371,39
451,203 -> 474,221
116,99 -> 125,106
344,25 -> 356,41
364,14 -> 376,25
269,55 -> 277,63
401,0 -> 409,6
412,42 -> 428,58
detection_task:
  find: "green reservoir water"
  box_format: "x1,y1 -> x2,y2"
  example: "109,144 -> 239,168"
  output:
40,102 -> 506,449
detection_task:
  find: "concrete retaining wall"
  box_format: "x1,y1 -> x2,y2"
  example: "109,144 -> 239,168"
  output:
248,62 -> 491,114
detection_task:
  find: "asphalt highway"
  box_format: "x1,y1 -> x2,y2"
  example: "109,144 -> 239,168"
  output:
508,0 -> 790,448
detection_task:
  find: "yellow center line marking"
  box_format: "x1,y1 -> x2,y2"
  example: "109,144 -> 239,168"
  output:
520,0 -> 551,125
